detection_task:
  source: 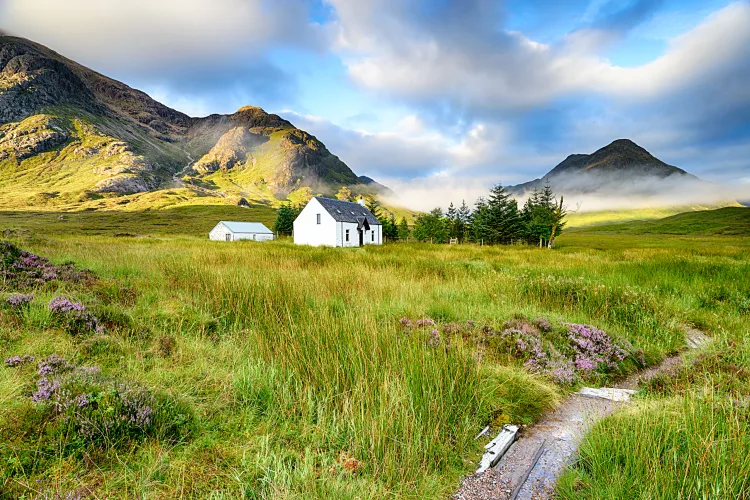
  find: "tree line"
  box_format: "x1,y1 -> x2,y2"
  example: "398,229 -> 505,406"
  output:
273,183 -> 566,248
411,183 -> 567,248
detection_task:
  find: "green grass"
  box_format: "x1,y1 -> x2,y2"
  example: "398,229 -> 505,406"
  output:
573,206 -> 750,235
564,204 -> 741,228
0,209 -> 748,498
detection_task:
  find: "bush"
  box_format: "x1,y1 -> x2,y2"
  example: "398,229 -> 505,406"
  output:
48,296 -> 103,335
0,241 -> 94,290
2,354 -> 195,473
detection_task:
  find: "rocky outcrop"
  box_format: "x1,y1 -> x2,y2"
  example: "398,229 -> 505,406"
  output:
191,127 -> 257,173
0,115 -> 70,161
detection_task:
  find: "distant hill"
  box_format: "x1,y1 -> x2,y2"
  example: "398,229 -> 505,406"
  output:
0,36 -> 382,210
508,139 -> 700,196
573,207 -> 750,236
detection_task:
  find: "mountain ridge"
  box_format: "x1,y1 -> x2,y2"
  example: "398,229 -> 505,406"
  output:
508,139 -> 698,195
0,35 -> 383,210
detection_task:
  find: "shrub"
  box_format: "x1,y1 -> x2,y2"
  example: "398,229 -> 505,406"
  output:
48,296 -> 103,335
5,293 -> 34,308
0,241 -> 94,290
3,354 -> 195,464
4,354 -> 35,367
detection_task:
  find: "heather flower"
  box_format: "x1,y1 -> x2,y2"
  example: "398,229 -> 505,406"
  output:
428,329 -> 441,346
5,293 -> 34,307
533,317 -> 552,331
399,317 -> 413,328
415,317 -> 436,327
48,296 -> 103,335
49,296 -> 86,314
32,376 -> 60,402
441,322 -> 461,334
565,323 -> 628,371
0,241 -> 94,289
4,354 -> 34,367
37,354 -> 72,376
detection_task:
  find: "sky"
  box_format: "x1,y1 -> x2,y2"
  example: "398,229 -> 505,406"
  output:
1,0 -> 749,207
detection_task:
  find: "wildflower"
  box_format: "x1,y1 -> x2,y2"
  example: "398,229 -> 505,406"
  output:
428,329 -> 441,346
4,354 -> 34,367
48,296 -> 103,335
533,317 -> 551,331
49,296 -> 86,314
415,317 -> 436,327
0,241 -> 93,289
32,376 -> 60,402
399,317 -> 413,328
37,354 -> 72,376
5,293 -> 34,307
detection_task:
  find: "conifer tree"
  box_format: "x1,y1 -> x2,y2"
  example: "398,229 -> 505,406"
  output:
397,217 -> 410,240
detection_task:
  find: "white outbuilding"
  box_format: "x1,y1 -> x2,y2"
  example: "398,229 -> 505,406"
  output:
209,221 -> 274,242
293,197 -> 382,247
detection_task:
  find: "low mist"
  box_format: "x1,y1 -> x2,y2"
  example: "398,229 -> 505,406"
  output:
381,172 -> 750,213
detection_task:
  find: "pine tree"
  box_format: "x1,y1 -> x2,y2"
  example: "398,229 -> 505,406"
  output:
457,200 -> 471,242
383,213 -> 399,241
397,217 -> 410,240
470,197 -> 492,244
446,202 -> 458,239
273,203 -> 298,236
365,196 -> 382,220
486,184 -> 523,244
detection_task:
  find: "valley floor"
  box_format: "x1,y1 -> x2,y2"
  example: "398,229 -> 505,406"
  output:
1,212 -> 748,498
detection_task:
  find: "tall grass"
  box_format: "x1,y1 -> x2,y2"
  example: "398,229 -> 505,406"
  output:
557,391 -> 750,499
1,229 -> 748,498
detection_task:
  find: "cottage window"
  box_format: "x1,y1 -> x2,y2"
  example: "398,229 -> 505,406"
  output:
345,229 -> 350,242
316,213 -> 321,224
225,234 -> 231,241
371,231 -> 375,242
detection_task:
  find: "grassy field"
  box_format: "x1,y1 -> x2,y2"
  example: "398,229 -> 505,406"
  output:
1,209 -> 748,498
573,206 -> 750,235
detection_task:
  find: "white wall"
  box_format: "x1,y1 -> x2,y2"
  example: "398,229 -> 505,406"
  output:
209,223 -> 232,241
294,198 -> 338,246
209,223 -> 274,241
293,199 -> 384,247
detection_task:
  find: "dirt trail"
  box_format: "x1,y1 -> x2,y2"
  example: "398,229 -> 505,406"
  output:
455,330 -> 708,500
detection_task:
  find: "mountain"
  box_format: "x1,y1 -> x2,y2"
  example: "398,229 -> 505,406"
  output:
508,139 -> 699,196
0,36 -> 376,210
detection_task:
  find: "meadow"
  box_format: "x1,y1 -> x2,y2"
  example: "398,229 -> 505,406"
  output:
1,208 -> 749,499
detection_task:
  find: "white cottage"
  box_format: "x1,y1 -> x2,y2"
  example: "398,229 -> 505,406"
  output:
293,197 -> 382,247
209,221 -> 274,242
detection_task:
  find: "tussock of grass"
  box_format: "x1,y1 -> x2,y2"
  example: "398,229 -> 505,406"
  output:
557,391 -> 750,499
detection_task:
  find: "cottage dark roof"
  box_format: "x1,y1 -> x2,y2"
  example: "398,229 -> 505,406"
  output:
314,196 -> 382,225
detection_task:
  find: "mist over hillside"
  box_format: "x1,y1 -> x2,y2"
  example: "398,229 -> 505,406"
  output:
383,139 -> 748,214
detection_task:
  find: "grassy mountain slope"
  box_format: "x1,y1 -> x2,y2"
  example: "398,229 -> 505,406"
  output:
573,206 -> 750,236
0,36 -> 379,211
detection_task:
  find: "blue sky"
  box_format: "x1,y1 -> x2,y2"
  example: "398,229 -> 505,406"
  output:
2,0 -> 749,206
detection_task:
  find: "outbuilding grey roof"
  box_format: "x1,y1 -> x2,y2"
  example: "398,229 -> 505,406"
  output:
219,221 -> 273,234
314,196 -> 382,225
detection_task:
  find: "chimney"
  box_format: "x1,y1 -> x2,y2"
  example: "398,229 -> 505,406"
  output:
357,198 -> 366,207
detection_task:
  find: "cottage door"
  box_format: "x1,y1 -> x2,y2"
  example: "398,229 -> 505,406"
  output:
358,229 -> 364,246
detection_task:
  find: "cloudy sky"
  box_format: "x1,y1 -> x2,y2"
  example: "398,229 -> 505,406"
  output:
2,0 -> 749,203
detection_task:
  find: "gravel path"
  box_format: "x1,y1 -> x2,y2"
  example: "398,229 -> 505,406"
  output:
454,330 -> 708,500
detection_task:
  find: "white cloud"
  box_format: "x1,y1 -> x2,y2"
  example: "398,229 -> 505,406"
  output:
0,0 -> 325,70
329,0 -> 750,110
